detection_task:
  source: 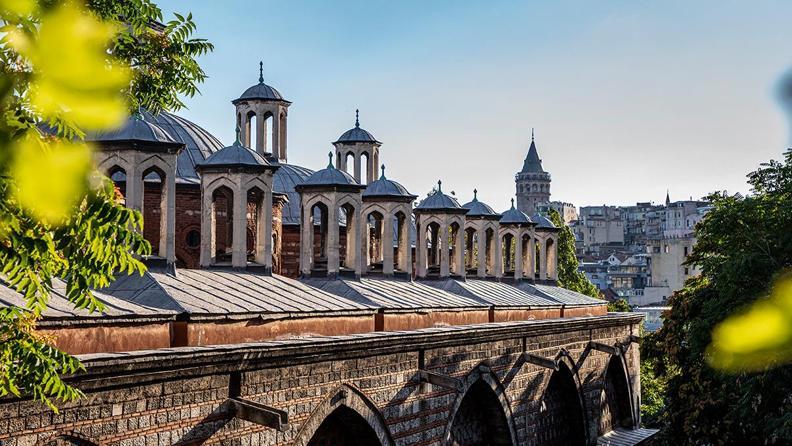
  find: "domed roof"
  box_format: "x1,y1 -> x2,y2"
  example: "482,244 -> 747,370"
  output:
500,199 -> 533,225
297,153 -> 361,188
86,113 -> 180,146
197,130 -> 273,171
462,190 -> 499,218
232,62 -> 289,104
532,212 -> 558,230
415,181 -> 465,212
334,110 -> 380,144
362,165 -> 416,200
273,163 -> 314,225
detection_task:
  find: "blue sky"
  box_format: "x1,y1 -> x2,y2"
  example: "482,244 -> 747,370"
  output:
158,0 -> 792,210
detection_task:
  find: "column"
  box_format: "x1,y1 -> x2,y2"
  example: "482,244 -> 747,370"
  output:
353,205 -> 364,276
353,155 -> 362,184
399,212 -> 412,274
382,211 -> 394,275
327,201 -> 340,275
514,231 -> 523,281
125,163 -> 142,212
440,221 -> 450,277
476,226 -> 486,278
256,112 -> 267,155
538,237 -> 547,281
416,217 -> 426,278
454,224 -> 464,278
231,188 -> 247,268
160,169 -> 176,264
199,186 -> 214,267
271,109 -> 281,161
494,232 -> 503,279
300,202 -> 313,276
279,112 -> 287,163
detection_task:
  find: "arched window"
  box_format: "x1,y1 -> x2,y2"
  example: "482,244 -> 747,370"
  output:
546,238 -> 557,279
310,202 -> 330,272
464,227 -> 478,273
211,186 -> 234,264
308,406 -> 383,446
426,221 -> 441,275
141,166 -> 166,256
340,202 -> 358,271
394,211 -> 408,272
502,233 -> 515,277
366,211 -> 384,272
521,234 -> 531,278
449,222 -> 462,276
600,355 -> 634,433
484,227 -> 495,276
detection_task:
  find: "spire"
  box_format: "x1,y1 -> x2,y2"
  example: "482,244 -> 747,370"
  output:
355,109 -> 360,128
520,131 -> 545,174
327,151 -> 334,169
665,189 -> 671,206
437,180 -> 442,193
234,125 -> 241,145
511,198 -> 515,209
380,164 -> 386,180
258,61 -> 264,84
473,189 -> 478,201
531,128 -> 535,141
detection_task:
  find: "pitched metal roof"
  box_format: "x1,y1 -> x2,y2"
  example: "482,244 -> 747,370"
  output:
517,282 -> 603,305
422,279 -> 561,308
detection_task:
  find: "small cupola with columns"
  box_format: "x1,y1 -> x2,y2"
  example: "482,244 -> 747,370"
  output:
414,181 -> 468,279
461,190 -> 502,279
333,109 -> 381,185
196,127 -> 280,271
89,111 -> 185,268
296,152 -> 366,278
530,212 -> 560,282
361,165 -> 417,277
232,62 -> 291,163
498,199 -> 536,282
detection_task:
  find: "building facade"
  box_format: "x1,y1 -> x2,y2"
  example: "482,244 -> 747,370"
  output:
515,133 -> 551,216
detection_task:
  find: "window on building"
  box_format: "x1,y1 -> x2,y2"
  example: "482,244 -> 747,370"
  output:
684,267 -> 689,275
683,246 -> 689,257
186,229 -> 201,248
664,245 -> 669,253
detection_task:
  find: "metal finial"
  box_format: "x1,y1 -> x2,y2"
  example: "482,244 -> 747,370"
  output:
380,164 -> 386,179
473,189 -> 478,201
531,128 -> 535,141
327,151 -> 334,168
511,198 -> 515,208
258,61 -> 264,84
234,126 -> 241,144
437,180 -> 442,192
355,109 -> 360,127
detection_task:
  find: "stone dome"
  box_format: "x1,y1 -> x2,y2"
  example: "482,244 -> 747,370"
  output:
462,190 -> 499,218
532,213 -> 557,229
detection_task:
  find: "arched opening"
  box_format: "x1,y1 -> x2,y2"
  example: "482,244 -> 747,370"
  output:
501,233 -> 515,278
535,241 -> 542,279
247,186 -> 267,264
464,227 -> 477,274
367,211 -> 384,273
340,202 -> 358,271
248,111 -> 257,150
394,211 -> 407,272
600,355 -> 634,433
41,436 -> 97,446
344,152 -> 356,179
546,238 -> 557,279
361,152 -> 371,184
484,227 -> 495,276
211,186 -> 234,264
264,112 -> 274,156
141,166 -> 166,256
426,221 -> 441,276
107,165 -> 127,203
449,222 -> 461,276
448,379 -> 513,446
307,406 -> 382,446
539,362 -> 586,446
521,234 -> 531,279
310,202 -> 329,273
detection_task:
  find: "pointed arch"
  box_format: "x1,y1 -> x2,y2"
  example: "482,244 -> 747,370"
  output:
599,353 -> 637,434
443,363 -> 518,446
293,383 -> 395,446
37,432 -> 98,446
536,353 -> 588,446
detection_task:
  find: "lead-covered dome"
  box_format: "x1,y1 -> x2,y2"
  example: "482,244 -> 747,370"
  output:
297,153 -> 361,188
415,181 -> 465,212
197,130 -> 273,172
86,113 -> 181,147
532,213 -> 557,229
500,199 -> 533,225
232,62 -> 289,105
363,165 -> 416,200
334,109 -> 380,144
462,190 -> 499,218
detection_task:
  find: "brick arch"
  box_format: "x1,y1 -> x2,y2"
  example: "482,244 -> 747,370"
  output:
37,432 -> 97,446
292,383 -> 395,446
535,352 -> 588,446
443,363 -> 519,446
599,352 -> 637,434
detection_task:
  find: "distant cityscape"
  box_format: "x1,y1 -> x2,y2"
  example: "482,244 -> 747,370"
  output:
516,137 -> 709,330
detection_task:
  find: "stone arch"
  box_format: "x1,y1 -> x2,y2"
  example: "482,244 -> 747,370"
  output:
599,353 -> 636,434
37,432 -> 98,446
537,354 -> 588,446
293,383 -> 395,446
443,364 -> 518,446
204,176 -> 239,197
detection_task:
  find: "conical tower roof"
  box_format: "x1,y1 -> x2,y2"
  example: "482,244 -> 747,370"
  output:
520,130 -> 546,174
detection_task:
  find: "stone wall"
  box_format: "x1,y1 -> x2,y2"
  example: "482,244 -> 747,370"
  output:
0,314 -> 642,446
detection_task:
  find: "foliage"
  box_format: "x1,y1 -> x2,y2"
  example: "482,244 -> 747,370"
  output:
546,209 -> 600,298
656,150 -> 792,444
0,0 -> 210,411
639,329 -> 672,428
606,298 -> 630,312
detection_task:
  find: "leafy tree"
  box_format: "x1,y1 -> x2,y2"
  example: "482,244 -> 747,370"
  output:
656,151 -> 792,444
0,0 -> 211,410
606,297 -> 630,312
546,209 -> 600,298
